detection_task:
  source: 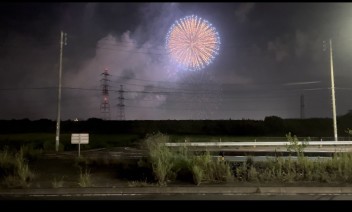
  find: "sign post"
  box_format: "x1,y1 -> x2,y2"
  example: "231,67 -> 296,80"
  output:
71,133 -> 89,157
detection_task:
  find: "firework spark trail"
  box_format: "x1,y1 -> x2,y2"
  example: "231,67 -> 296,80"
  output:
166,15 -> 220,71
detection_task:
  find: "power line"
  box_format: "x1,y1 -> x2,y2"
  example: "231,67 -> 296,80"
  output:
112,80 -> 333,94
110,82 -> 211,92
109,73 -> 330,89
0,85 -> 322,102
124,104 -> 301,112
0,85 -> 334,95
111,82 -> 221,93
123,94 -> 307,102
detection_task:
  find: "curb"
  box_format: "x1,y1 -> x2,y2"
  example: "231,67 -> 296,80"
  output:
1,187 -> 352,196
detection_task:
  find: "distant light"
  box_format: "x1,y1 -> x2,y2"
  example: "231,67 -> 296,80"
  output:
74,118 -> 78,122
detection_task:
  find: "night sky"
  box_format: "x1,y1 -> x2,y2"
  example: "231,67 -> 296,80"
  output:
1,2 -> 352,121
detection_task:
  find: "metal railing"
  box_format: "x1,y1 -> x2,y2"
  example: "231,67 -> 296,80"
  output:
165,141 -> 352,147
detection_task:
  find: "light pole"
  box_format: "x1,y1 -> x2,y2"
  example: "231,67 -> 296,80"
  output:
55,31 -> 67,152
329,39 -> 338,142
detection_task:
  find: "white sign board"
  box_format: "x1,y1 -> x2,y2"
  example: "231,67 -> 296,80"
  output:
71,133 -> 89,144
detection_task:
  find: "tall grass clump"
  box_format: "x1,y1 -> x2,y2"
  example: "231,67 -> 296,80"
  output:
0,147 -> 34,188
190,151 -> 233,185
0,148 -> 13,178
78,168 -> 92,187
327,152 -> 352,182
143,132 -> 175,186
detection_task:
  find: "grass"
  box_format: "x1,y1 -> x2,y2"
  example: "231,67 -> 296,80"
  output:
0,133 -> 69,151
3,132 -> 352,187
0,133 -> 143,151
231,152 -> 352,184
0,146 -> 35,188
78,168 -> 92,187
128,179 -> 155,187
144,132 -> 175,186
15,154 -> 33,183
190,151 -> 233,185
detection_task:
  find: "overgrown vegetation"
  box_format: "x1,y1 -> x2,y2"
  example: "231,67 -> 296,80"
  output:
3,130 -> 352,188
0,146 -> 35,188
142,132 -> 233,186
232,133 -> 352,184
140,132 -> 352,185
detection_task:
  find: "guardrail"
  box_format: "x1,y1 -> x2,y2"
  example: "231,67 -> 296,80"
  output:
165,141 -> 352,147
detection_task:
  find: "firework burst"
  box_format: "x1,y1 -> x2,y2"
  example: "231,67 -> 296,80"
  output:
166,15 -> 220,71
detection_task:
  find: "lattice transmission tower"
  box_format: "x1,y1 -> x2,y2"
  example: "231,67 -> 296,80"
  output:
100,68 -> 111,120
117,85 -> 125,120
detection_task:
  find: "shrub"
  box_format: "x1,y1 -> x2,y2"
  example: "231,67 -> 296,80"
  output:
286,132 -> 307,157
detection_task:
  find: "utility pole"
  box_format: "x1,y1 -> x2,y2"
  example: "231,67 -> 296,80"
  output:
56,31 -> 67,152
329,39 -> 338,142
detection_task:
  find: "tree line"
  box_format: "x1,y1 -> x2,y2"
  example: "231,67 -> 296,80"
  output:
2,112 -> 352,137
